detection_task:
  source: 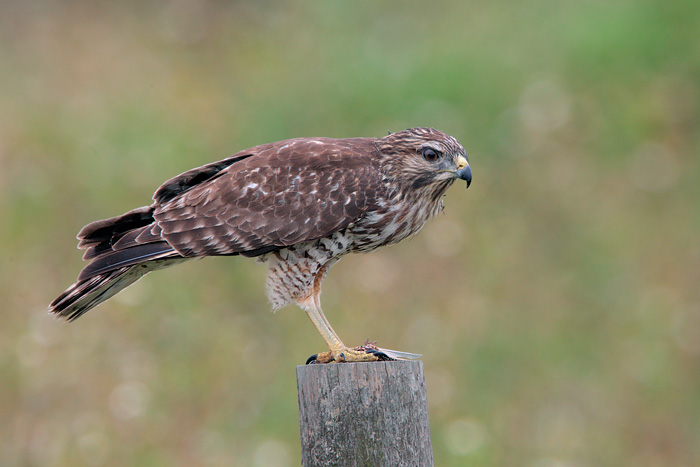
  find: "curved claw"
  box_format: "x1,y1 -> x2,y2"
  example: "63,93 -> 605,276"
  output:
362,346 -> 393,361
305,354 -> 319,365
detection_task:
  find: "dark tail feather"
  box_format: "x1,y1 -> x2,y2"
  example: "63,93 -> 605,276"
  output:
78,206 -> 154,258
78,242 -> 175,281
49,256 -> 187,321
51,205 -> 187,320
49,267 -> 146,321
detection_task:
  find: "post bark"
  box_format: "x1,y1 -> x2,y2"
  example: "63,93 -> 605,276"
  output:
296,360 -> 433,467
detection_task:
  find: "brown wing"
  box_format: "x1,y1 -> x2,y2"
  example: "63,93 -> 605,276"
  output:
152,137 -> 384,257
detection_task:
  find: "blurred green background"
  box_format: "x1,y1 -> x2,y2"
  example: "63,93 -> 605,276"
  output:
1,0 -> 699,465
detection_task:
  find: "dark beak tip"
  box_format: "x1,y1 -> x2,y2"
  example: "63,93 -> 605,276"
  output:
457,166 -> 472,188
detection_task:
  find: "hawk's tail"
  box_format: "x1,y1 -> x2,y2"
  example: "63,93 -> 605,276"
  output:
49,248 -> 186,321
50,266 -> 148,321
49,206 -> 185,321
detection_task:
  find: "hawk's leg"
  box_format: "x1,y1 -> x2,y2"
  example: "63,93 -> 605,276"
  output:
297,292 -> 391,364
288,262 -> 421,363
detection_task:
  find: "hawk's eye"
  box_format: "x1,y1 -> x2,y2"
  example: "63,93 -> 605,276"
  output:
421,148 -> 441,162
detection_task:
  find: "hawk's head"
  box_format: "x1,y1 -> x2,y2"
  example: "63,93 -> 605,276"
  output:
377,128 -> 471,197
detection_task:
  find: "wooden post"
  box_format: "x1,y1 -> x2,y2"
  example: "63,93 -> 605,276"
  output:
296,360 -> 433,467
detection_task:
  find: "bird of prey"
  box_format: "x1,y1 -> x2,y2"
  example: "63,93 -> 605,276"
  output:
49,127 -> 472,363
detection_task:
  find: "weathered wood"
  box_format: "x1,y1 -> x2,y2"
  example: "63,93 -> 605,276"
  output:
296,360 -> 433,467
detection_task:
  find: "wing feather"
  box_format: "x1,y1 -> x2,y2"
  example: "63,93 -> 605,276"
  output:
153,138 -> 384,257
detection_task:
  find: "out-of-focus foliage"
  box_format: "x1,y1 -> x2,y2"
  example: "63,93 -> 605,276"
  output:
1,0 -> 698,465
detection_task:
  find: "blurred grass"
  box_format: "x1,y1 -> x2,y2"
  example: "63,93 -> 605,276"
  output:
1,0 -> 699,465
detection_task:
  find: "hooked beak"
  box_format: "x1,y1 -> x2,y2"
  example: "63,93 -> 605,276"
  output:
455,155 -> 472,188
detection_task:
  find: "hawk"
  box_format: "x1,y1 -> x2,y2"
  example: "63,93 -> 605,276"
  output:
49,127 -> 472,363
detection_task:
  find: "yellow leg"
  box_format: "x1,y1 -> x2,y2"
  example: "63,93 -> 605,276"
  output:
297,296 -> 345,351
297,291 -> 385,363
296,266 -> 410,364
